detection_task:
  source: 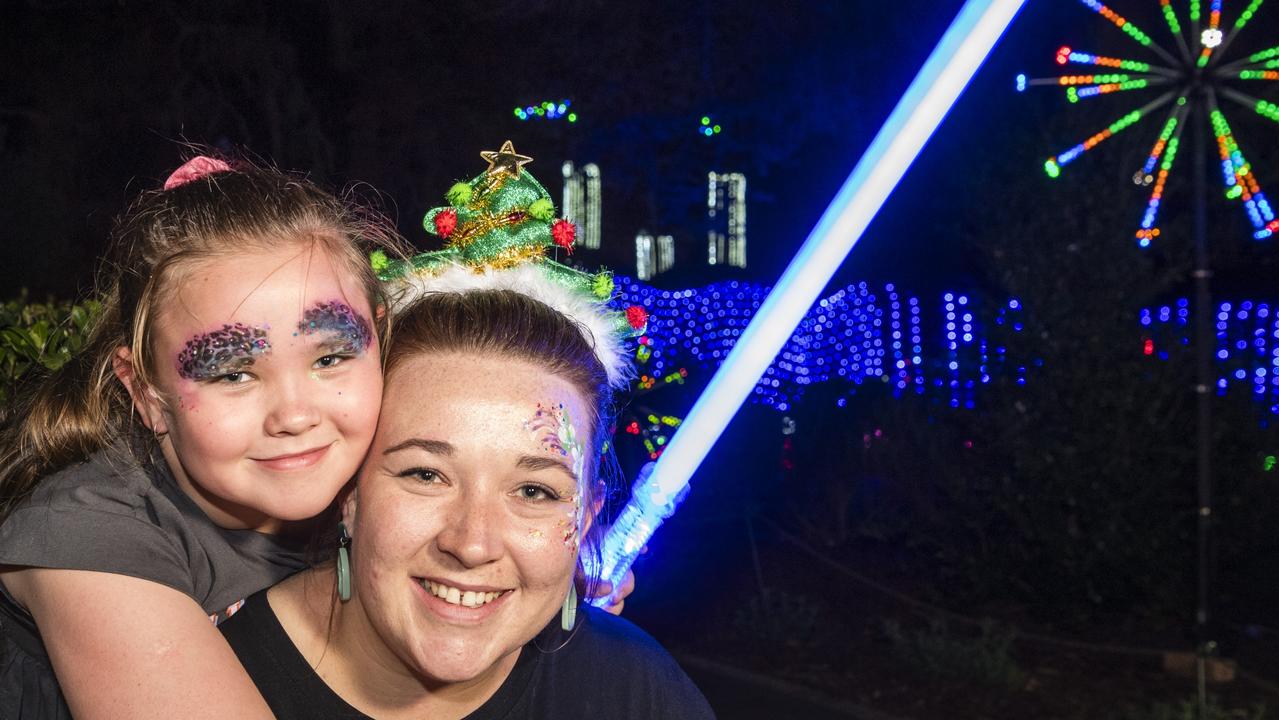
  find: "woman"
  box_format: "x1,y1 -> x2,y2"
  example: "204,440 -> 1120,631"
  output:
219,290 -> 715,718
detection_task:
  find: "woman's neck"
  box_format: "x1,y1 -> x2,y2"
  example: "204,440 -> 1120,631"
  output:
269,569 -> 521,720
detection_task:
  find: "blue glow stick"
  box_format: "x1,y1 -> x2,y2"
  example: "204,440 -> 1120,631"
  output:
585,0 -> 1026,605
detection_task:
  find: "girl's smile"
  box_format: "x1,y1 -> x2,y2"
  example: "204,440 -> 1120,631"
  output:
135,241 -> 383,533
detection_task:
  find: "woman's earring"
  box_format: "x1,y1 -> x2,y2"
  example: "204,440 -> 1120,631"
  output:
337,522 -> 352,602
560,582 -> 578,631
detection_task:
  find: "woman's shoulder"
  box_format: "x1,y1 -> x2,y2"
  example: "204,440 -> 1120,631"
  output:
518,606 -> 715,718
574,605 -> 670,655
569,607 -> 696,681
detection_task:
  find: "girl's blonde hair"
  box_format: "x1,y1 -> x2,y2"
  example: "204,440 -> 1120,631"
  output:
0,157 -> 407,519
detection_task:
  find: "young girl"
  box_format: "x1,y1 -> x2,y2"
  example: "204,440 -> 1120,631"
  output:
0,155 -> 403,719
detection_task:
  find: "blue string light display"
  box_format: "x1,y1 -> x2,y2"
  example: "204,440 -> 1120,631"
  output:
613,276 -> 1025,412
616,275 -> 1279,417
1141,297 -> 1279,412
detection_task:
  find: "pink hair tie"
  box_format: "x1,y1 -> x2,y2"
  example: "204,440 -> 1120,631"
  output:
163,156 -> 232,190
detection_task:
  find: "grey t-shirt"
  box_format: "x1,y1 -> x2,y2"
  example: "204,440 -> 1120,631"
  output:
0,440 -> 310,719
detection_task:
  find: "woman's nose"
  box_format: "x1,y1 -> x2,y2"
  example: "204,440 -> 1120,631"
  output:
435,491 -> 502,568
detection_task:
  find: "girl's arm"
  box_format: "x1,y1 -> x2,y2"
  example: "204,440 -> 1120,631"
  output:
4,568 -> 274,720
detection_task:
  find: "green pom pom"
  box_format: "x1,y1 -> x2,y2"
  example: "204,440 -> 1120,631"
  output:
591,271 -> 614,299
528,197 -> 555,221
446,182 -> 472,207
370,250 -> 389,274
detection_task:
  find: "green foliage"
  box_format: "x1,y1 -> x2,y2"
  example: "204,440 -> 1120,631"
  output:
0,293 -> 100,407
1119,695 -> 1270,720
880,618 -> 1025,688
731,587 -> 823,653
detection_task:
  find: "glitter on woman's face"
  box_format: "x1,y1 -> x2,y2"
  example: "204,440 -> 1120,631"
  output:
524,403 -> 587,551
176,323 -> 271,380
297,300 -> 373,354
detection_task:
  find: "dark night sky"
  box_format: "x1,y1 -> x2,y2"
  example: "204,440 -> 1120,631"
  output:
3,1 -> 1279,300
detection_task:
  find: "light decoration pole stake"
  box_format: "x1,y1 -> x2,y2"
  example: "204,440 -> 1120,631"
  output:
585,0 -> 1026,604
1019,3 -> 1279,716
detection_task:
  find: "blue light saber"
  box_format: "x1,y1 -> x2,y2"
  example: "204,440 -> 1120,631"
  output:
585,0 -> 1026,605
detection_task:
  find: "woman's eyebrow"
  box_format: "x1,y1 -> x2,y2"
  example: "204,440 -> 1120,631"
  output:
383,438 -> 455,456
517,454 -> 578,481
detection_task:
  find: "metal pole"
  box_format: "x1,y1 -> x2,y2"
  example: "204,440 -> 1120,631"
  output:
1191,81 -> 1214,720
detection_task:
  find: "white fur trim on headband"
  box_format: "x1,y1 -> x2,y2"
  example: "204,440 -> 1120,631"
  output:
389,263 -> 634,389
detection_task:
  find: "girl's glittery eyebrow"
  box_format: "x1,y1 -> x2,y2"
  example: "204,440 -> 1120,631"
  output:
296,300 -> 373,353
176,323 -> 271,380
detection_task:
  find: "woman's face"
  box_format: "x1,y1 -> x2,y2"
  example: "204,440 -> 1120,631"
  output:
346,352 -> 592,684
133,241 -> 383,532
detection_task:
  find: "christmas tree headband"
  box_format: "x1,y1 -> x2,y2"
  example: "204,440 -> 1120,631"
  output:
373,141 -> 647,388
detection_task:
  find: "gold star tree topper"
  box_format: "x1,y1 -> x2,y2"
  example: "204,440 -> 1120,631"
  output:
480,140 -> 533,178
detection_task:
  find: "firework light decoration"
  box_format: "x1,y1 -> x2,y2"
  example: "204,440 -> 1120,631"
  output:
1017,0 -> 1279,246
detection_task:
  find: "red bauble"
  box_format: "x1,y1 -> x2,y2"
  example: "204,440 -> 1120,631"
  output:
434,209 -> 458,239
551,219 -> 576,253
626,305 -> 648,330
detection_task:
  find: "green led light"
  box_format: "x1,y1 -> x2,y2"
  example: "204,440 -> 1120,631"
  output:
1197,55 -> 1210,69
1161,137 -> 1180,171
1118,59 -> 1151,72
568,113 -> 577,122
1265,454 -> 1276,471
1227,185 -> 1244,199
713,125 -> 721,133
1067,87 -> 1079,103
1116,18 -> 1154,47
1045,159 -> 1061,178
1161,4 -> 1181,34
1234,0 -> 1264,29
1257,100 -> 1279,123
701,116 -> 711,125
1190,0 -> 1201,22
1110,109 -> 1142,134
1248,45 -> 1279,63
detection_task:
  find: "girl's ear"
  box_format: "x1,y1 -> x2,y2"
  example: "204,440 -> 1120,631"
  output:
112,347 -> 168,435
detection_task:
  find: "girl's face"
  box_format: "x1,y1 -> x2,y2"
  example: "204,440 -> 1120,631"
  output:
345,352 -> 591,685
134,241 -> 382,532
